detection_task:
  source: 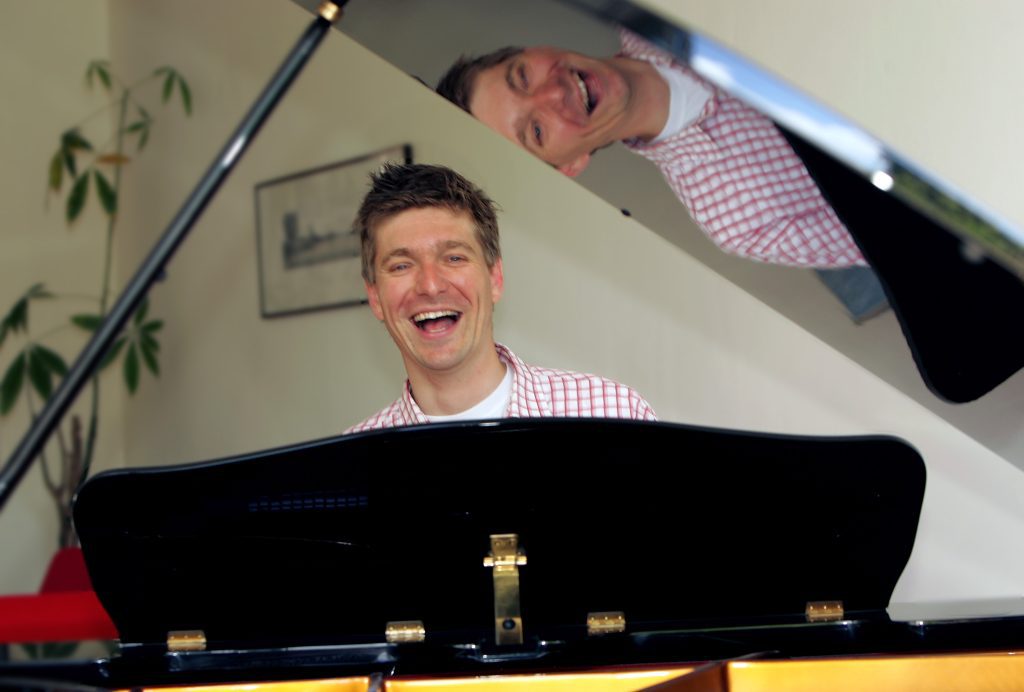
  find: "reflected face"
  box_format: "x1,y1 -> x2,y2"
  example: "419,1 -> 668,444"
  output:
366,207 -> 504,380
469,47 -> 638,177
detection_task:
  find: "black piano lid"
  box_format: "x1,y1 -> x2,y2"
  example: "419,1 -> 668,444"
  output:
73,419 -> 925,650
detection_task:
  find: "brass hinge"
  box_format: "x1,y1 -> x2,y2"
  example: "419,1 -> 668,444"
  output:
805,600 -> 845,622
385,620 -> 426,644
166,629 -> 206,652
483,533 -> 527,645
317,1 -> 341,23
587,611 -> 626,636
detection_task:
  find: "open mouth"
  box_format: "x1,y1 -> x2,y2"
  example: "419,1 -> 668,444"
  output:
574,70 -> 596,115
412,310 -> 461,333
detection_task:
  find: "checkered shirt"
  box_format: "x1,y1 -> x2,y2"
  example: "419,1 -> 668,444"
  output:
620,31 -> 865,268
345,343 -> 657,432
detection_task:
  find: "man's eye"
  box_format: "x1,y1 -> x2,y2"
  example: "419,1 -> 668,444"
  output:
517,65 -> 528,90
446,255 -> 466,264
388,262 -> 410,272
532,122 -> 543,145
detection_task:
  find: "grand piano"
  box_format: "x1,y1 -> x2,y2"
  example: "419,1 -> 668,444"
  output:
1,0 -> 1023,689
6,418 -> 1024,690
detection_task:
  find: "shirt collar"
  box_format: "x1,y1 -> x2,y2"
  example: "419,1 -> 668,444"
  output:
497,343 -> 552,417
397,343 -> 551,423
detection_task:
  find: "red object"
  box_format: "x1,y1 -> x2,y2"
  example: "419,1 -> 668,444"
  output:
0,591 -> 117,643
39,547 -> 93,593
0,547 -> 117,643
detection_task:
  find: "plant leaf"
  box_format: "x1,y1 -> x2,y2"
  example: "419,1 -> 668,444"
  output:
48,151 -> 64,192
140,339 -> 160,376
177,76 -> 192,116
124,119 -> 151,151
94,170 -> 117,215
161,72 -> 174,104
61,129 -> 93,152
66,172 -> 90,224
137,104 -> 152,122
142,319 -> 164,334
71,313 -> 103,332
134,297 -> 149,326
2,298 -> 28,338
141,331 -> 160,354
1,284 -> 52,346
86,60 -> 112,91
97,153 -> 131,165
124,342 -> 140,393
1,352 -> 26,414
34,344 -> 68,377
96,64 -> 111,90
100,336 -> 126,370
27,346 -> 54,401
62,147 -> 77,179
27,283 -> 53,299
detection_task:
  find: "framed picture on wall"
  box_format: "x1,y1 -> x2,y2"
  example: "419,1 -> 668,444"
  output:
254,144 -> 413,318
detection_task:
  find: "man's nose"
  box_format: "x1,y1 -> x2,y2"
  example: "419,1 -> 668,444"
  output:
414,263 -> 447,295
531,78 -> 565,109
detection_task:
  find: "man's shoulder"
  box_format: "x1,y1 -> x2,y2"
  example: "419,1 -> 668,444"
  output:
617,27 -> 675,66
529,363 -> 643,396
344,397 -> 407,434
522,362 -> 657,421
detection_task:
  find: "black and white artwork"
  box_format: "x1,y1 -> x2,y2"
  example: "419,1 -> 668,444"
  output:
255,145 -> 412,317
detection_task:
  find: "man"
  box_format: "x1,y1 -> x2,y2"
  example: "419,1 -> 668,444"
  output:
436,31 -> 867,269
346,163 -> 656,432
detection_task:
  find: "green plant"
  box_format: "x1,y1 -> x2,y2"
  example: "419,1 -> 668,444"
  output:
0,61 -> 192,547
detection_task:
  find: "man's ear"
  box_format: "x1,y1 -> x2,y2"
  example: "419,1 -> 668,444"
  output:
557,152 -> 591,178
365,280 -> 384,321
489,258 -> 505,304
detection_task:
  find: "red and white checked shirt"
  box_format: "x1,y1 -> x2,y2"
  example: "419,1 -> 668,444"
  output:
620,31 -> 865,268
345,343 -> 657,432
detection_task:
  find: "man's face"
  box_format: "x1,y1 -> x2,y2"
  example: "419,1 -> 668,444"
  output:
366,207 -> 503,380
469,47 -> 635,177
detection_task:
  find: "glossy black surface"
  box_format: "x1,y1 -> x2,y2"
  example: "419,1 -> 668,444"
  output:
5,613 -> 1024,689
74,420 -> 925,649
781,128 -> 1024,403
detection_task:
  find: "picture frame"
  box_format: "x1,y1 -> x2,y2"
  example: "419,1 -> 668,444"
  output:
254,144 -> 413,317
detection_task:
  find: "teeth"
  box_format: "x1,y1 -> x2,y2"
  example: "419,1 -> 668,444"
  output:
574,72 -> 591,113
413,310 -> 458,324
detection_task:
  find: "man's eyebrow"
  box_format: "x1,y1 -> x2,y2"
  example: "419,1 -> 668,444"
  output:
379,240 -> 478,265
504,60 -> 517,91
439,239 -> 477,254
503,61 -> 529,148
378,247 -> 412,265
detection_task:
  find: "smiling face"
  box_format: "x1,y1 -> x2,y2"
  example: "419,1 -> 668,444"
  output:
366,206 -> 504,383
468,47 -> 661,176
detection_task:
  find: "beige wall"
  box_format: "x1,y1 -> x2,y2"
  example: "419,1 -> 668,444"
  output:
2,0 -> 1022,608
0,1 -> 118,592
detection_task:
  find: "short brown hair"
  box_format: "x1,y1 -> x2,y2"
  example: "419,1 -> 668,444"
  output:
436,47 -> 523,114
357,163 -> 501,283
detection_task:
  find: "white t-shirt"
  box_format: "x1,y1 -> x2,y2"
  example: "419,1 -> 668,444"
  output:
424,365 -> 512,422
647,62 -> 713,144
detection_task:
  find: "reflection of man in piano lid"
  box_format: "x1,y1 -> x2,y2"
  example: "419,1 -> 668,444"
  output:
437,31 -> 867,270
346,163 -> 656,432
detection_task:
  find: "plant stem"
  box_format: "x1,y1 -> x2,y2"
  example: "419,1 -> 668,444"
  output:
80,86 -> 130,490
25,390 -> 64,548
64,73 -> 160,136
